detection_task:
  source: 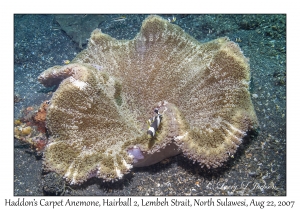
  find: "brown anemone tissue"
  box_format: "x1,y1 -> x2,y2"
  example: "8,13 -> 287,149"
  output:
38,15 -> 258,184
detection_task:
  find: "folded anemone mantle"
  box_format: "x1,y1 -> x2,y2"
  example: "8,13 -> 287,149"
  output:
38,15 -> 258,184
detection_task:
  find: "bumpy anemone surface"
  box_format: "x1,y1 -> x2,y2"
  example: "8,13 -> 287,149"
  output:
38,15 -> 258,184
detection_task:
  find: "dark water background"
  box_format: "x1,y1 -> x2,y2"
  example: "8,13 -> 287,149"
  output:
14,14 -> 286,196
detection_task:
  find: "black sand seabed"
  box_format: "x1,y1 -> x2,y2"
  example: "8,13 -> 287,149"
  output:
14,14 -> 286,196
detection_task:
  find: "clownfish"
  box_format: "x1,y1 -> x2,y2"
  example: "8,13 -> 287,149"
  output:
147,108 -> 162,139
